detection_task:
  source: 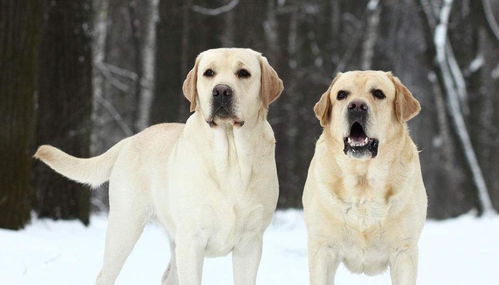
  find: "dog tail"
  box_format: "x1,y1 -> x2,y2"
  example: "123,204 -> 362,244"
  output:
34,139 -> 127,188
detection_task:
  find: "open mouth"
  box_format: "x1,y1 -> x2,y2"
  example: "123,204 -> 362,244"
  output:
343,122 -> 379,158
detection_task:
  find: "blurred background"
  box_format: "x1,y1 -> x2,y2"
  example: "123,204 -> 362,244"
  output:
1,0 -> 499,230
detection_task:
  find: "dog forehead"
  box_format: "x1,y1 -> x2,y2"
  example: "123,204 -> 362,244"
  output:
198,48 -> 260,71
335,71 -> 395,94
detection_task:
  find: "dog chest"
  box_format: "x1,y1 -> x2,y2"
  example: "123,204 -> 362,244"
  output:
332,173 -> 394,230
342,198 -> 390,230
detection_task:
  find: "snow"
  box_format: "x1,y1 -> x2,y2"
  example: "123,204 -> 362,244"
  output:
1,210 -> 498,284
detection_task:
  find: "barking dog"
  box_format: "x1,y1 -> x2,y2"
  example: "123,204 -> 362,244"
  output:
303,71 -> 427,285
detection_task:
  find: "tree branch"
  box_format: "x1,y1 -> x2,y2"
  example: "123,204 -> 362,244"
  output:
101,62 -> 138,81
95,94 -> 133,136
481,0 -> 499,42
192,0 -> 239,16
95,62 -> 129,92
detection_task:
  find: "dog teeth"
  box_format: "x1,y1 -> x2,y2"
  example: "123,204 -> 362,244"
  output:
348,137 -> 370,147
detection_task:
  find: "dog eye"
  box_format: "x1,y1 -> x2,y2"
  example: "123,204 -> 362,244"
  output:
337,90 -> 348,100
372,89 -> 386,99
203,69 -> 215,77
236,69 -> 251,78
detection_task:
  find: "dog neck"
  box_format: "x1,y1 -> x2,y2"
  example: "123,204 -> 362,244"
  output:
191,111 -> 271,193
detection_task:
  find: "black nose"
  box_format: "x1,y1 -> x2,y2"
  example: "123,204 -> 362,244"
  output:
348,100 -> 368,112
212,84 -> 233,97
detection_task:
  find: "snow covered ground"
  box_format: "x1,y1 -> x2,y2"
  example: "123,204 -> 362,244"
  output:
1,210 -> 498,284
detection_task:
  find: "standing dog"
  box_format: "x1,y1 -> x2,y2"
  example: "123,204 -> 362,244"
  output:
35,48 -> 284,285
303,71 -> 427,285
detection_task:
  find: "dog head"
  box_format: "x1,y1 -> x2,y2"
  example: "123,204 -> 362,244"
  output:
314,71 -> 420,160
183,48 -> 283,128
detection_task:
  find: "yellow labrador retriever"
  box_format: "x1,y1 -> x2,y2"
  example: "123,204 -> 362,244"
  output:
35,48 -> 283,285
303,71 -> 427,285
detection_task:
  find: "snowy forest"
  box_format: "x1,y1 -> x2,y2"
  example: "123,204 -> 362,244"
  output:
2,0 -> 499,231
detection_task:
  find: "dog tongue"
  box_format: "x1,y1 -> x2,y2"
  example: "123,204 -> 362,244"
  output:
347,135 -> 368,145
350,134 -> 367,142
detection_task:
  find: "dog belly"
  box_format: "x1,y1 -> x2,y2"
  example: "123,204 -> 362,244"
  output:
205,232 -> 238,257
203,219 -> 246,257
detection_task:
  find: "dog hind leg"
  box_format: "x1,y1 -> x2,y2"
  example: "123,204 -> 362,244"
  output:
95,181 -> 150,285
162,241 -> 178,285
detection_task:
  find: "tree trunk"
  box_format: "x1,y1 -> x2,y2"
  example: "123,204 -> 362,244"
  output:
135,0 -> 158,131
0,0 -> 41,230
34,0 -> 93,225
466,0 -> 499,213
419,0 -> 495,216
150,0 -> 185,124
90,0 -> 157,210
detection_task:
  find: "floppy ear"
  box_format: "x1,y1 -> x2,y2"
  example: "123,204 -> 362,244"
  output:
259,56 -> 284,108
182,56 -> 200,112
388,72 -> 421,122
314,73 -> 341,127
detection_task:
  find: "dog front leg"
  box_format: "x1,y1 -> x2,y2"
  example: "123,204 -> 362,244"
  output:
308,239 -> 339,285
232,234 -> 263,285
175,235 -> 205,285
389,246 -> 418,285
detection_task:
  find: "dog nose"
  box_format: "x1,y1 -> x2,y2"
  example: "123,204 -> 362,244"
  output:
348,100 -> 368,112
212,84 -> 233,97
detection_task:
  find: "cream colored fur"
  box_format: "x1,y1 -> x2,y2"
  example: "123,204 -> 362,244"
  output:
303,71 -> 427,285
35,48 -> 283,285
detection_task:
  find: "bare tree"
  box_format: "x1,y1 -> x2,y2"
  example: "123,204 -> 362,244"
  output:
361,0 -> 382,69
420,0 -> 495,215
135,0 -> 158,131
0,0 -> 40,230
150,0 -> 186,125
34,0 -> 93,224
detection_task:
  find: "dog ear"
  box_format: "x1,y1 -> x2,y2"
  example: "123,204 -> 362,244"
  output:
388,72 -> 421,122
183,56 -> 200,112
314,73 -> 341,127
260,55 -> 284,108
